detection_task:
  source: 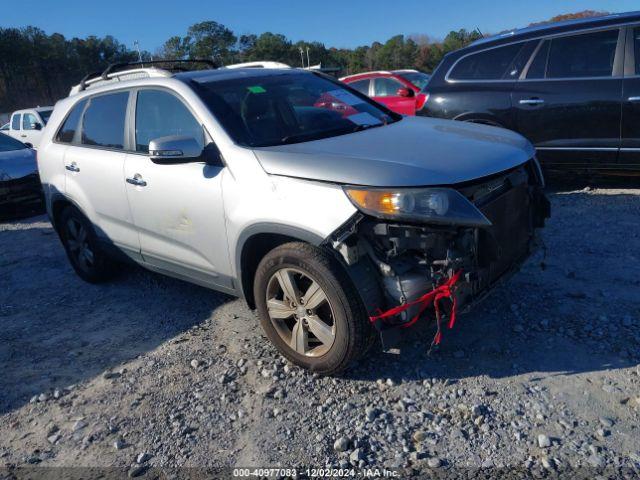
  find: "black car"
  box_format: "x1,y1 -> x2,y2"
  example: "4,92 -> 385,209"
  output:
0,134 -> 43,219
419,11 -> 640,174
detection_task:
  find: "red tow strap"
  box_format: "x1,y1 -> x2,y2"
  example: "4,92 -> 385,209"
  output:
369,270 -> 463,347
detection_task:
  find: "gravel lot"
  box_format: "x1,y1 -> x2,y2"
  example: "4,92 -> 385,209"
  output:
1,187 -> 639,477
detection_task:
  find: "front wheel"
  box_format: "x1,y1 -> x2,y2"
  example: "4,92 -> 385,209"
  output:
254,242 -> 372,375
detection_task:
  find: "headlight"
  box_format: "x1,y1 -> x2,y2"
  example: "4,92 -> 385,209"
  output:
343,187 -> 491,227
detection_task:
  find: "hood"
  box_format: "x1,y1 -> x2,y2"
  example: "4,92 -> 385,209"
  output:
0,148 -> 37,181
252,116 -> 535,187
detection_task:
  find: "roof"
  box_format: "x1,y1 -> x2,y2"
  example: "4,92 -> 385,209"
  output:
13,106 -> 54,114
470,11 -> 640,48
339,71 -> 394,81
224,61 -> 291,69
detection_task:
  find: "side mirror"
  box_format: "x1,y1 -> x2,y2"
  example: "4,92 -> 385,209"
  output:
32,123 -> 43,131
149,135 -> 204,164
396,88 -> 415,98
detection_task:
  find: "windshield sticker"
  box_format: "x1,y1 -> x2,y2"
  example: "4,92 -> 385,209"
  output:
347,112 -> 382,126
247,86 -> 266,94
327,89 -> 363,106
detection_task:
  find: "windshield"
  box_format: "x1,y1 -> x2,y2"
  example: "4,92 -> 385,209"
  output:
191,72 -> 401,147
0,134 -> 27,152
398,71 -> 431,90
1,123 -> 8,131
39,109 -> 53,124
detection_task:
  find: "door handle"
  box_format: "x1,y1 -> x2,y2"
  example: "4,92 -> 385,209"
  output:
519,98 -> 545,105
65,162 -> 80,172
628,96 -> 640,102
21,134 -> 27,138
126,174 -> 147,187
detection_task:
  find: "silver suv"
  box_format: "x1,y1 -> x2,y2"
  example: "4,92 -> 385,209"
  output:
38,61 -> 549,374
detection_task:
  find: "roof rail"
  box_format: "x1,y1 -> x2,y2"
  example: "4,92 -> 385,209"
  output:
100,59 -> 217,80
73,59 -> 218,94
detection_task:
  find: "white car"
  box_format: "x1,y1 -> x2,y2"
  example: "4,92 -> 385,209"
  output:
38,61 -> 549,374
1,123 -> 10,135
7,107 -> 54,149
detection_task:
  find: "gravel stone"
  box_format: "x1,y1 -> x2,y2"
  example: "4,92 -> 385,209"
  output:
537,434 -> 551,448
333,437 -> 350,452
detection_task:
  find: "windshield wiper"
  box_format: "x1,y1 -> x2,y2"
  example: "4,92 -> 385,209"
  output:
351,123 -> 384,133
277,122 -> 385,146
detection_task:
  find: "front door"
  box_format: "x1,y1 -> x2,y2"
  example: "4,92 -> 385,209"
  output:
21,113 -> 43,148
62,91 -> 141,258
513,28 -> 624,169
124,88 -> 231,290
372,77 -> 416,115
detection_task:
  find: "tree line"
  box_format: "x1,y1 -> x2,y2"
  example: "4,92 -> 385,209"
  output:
0,10 -> 607,114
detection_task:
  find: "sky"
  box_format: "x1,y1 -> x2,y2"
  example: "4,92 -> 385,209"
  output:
1,0 -> 638,52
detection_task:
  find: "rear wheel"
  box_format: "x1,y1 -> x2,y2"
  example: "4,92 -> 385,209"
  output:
254,242 -> 372,375
58,206 -> 115,283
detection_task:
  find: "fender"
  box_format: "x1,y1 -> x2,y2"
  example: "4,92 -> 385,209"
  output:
234,222 -> 325,303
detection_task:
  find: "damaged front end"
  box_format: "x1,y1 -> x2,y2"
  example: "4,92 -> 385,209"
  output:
329,159 -> 550,350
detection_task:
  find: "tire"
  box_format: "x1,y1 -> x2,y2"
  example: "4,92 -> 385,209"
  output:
58,206 -> 115,283
254,242 -> 372,375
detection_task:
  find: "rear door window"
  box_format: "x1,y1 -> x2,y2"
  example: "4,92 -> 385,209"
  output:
526,41 -> 550,79
347,79 -> 370,95
56,99 -> 88,143
11,114 -> 21,131
81,92 -> 129,149
546,29 -> 619,79
134,89 -> 204,153
633,27 -> 640,74
449,43 -> 524,81
373,77 -> 404,97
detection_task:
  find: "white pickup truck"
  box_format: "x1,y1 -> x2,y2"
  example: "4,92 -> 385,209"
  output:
6,107 -> 54,148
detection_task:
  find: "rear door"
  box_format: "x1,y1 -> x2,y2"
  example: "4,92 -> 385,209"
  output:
513,28 -> 624,169
620,25 -> 640,167
61,91 -> 141,258
371,77 -> 416,115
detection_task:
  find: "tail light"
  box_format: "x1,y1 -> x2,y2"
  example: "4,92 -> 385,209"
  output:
416,92 -> 429,111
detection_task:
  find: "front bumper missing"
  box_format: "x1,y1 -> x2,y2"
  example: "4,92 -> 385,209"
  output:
335,160 -> 550,351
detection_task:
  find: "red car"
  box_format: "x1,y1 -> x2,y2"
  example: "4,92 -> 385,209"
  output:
340,69 -> 431,115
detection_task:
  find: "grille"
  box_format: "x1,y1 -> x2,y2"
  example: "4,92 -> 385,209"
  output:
478,182 -> 533,285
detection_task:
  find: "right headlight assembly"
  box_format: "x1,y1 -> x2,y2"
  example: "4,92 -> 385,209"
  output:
343,187 -> 491,227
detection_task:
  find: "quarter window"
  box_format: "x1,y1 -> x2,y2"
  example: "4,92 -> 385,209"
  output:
22,113 -> 38,130
449,43 -> 524,81
373,77 -> 404,97
135,90 -> 204,153
56,99 -> 87,143
348,79 -> 370,95
11,114 -> 21,131
81,92 -> 129,149
546,29 -> 618,79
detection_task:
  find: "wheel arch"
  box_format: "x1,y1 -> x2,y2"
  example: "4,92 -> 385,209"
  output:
50,193 -> 81,232
453,113 -> 506,128
236,224 -> 325,309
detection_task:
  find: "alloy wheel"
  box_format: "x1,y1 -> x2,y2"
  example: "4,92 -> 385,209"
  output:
65,217 -> 95,272
265,267 -> 336,357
